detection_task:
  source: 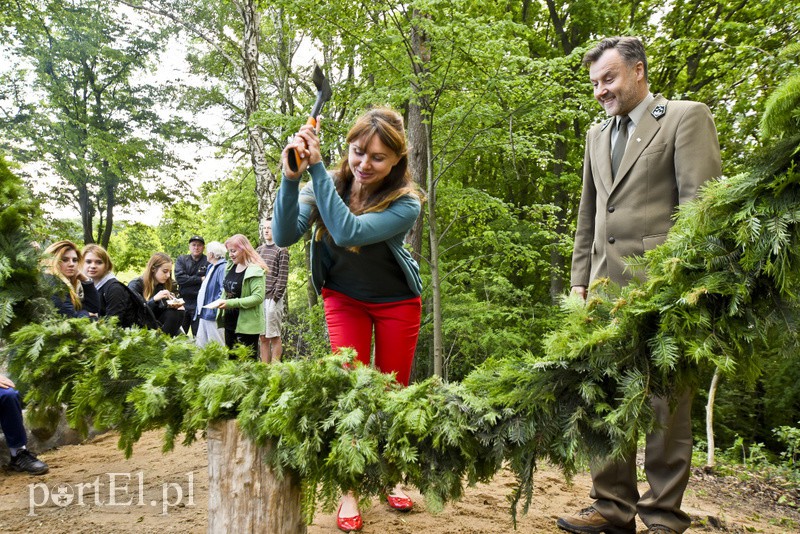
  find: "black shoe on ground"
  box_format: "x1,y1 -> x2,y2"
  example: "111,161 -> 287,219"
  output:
9,449 -> 49,475
556,505 -> 636,534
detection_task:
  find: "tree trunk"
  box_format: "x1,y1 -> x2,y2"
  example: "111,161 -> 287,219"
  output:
406,13 -> 429,261
426,131 -> 444,378
549,120 -> 569,302
101,178 -> 115,248
406,101 -> 426,260
705,367 -> 721,470
236,0 -> 276,222
408,9 -> 443,377
207,419 -> 306,534
120,0 -> 277,221
78,182 -> 95,245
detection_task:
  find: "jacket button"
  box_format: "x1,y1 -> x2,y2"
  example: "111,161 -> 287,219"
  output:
608,237 -> 615,244
608,206 -> 615,213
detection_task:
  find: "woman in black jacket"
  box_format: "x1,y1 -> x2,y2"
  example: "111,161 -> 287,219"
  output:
82,244 -> 137,328
43,240 -> 99,319
128,252 -> 185,336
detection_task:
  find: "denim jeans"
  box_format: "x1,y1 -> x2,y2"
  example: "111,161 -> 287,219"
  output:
0,387 -> 27,449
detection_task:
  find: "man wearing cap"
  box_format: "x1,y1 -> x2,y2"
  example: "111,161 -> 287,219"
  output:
175,235 -> 209,336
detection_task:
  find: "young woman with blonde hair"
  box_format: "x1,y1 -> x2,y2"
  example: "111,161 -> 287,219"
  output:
44,240 -> 99,318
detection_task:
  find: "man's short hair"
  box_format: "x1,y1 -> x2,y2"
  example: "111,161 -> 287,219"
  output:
583,36 -> 648,82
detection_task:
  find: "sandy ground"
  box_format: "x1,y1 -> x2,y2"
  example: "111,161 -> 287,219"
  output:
1,429 -> 798,534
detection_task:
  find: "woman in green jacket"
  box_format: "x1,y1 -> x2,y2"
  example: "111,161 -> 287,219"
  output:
207,234 -> 267,359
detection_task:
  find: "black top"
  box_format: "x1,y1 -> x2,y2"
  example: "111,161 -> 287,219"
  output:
127,277 -> 183,335
97,279 -> 137,328
175,253 -> 209,310
128,278 -> 169,317
222,267 -> 246,330
323,239 -> 415,303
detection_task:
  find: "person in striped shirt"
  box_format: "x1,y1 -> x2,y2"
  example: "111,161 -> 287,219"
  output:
256,218 -> 290,362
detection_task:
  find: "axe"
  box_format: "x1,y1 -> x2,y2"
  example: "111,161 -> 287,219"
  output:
288,65 -> 332,172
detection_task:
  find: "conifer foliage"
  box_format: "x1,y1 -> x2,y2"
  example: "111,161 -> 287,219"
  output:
2,73 -> 800,523
0,158 -> 51,337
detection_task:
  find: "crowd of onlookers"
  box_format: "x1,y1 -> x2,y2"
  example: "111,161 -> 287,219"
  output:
2,222 -> 290,475
40,224 -> 289,358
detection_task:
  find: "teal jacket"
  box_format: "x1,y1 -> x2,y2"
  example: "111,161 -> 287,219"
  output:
223,262 -> 265,335
273,161 -> 422,296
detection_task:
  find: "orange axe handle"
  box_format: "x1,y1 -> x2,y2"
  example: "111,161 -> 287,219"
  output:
287,116 -> 318,172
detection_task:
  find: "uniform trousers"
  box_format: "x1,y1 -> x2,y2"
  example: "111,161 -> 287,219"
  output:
591,390 -> 693,532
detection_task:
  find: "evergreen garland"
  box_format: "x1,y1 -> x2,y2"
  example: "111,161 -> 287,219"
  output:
2,73 -> 799,525
0,157 -> 51,337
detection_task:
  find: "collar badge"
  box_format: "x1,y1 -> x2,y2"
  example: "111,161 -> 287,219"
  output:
651,105 -> 666,119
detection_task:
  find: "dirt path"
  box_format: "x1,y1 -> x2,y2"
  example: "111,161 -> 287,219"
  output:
1,429 -> 797,533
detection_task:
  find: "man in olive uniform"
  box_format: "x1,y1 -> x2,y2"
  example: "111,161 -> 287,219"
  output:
560,36 -> 721,534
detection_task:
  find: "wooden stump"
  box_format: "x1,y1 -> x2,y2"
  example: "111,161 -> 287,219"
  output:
207,419 -> 307,534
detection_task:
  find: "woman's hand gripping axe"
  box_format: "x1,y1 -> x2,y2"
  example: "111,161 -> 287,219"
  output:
287,65 -> 332,172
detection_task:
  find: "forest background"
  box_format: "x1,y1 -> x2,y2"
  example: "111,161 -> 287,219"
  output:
1,0 -> 799,466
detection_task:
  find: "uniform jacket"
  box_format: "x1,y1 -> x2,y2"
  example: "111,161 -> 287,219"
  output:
570,94 -> 722,287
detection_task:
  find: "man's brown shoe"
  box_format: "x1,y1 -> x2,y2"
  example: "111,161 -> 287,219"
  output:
556,506 -> 636,534
647,525 -> 679,534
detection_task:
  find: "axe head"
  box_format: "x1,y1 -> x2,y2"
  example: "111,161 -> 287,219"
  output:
309,65 -> 332,118
287,65 -> 333,172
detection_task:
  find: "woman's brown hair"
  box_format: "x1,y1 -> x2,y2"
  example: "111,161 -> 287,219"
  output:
82,244 -> 113,277
141,252 -> 174,300
308,107 -> 423,244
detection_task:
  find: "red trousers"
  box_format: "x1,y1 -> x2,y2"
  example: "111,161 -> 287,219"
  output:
322,288 -> 421,386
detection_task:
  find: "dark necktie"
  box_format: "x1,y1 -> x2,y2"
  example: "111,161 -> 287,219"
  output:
611,115 -> 631,180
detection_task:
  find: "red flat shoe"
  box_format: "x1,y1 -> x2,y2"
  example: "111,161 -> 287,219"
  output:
336,504 -> 363,532
386,493 -> 414,512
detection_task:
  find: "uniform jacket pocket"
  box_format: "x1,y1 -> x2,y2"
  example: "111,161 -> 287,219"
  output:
642,233 -> 668,251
